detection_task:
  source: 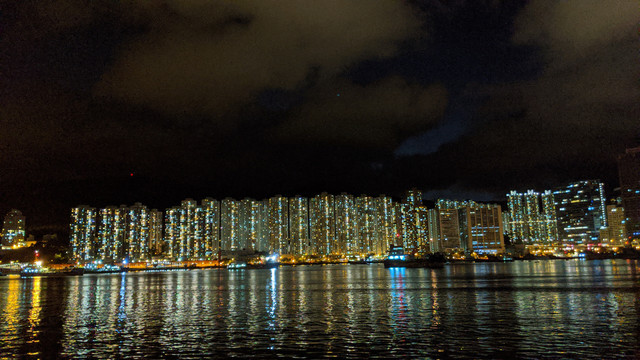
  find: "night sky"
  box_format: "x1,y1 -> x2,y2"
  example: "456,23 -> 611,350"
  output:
1,0 -> 639,232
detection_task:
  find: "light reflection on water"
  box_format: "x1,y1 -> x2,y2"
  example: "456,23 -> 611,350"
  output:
0,260 -> 639,358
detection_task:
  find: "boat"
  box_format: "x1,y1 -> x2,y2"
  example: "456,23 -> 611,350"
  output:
348,259 -> 370,265
383,246 -> 445,269
20,266 -> 84,278
227,261 -> 247,269
247,262 -> 279,269
83,264 -> 125,274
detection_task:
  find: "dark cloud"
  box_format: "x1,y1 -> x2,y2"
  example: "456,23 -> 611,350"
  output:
408,0 -> 640,198
273,77 -> 447,148
96,0 -> 422,119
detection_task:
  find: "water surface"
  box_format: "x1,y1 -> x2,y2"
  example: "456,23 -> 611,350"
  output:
1,260 -> 639,359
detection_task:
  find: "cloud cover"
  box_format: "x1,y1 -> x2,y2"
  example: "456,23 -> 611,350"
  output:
420,0 -> 640,194
97,0 -> 424,118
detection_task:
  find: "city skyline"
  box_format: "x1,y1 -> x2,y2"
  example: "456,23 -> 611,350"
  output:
1,2 -> 639,358
62,176 -> 636,264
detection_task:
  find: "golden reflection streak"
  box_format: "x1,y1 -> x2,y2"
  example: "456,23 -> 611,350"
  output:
430,270 -> 441,328
4,278 -> 20,336
27,277 -> 42,346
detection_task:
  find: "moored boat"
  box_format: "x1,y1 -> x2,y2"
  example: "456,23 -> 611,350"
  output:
20,266 -> 84,278
227,261 -> 247,269
383,246 -> 445,269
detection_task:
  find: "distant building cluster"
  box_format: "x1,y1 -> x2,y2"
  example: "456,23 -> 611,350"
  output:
70,190 -> 506,263
504,179 -> 630,247
70,204 -> 162,263
501,147 -> 639,246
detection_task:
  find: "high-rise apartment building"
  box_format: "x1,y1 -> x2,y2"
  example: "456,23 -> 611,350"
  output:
2,209 -> 26,248
70,206 -> 97,262
507,190 -> 558,243
618,147 -> 640,239
459,201 -> 504,254
540,191 -> 559,242
221,198 -> 241,251
165,207 -> 181,259
239,198 -> 263,252
435,200 -> 464,252
427,209 -> 440,252
164,199 -> 219,260
335,193 -> 356,255
355,195 -> 378,255
267,196 -> 289,254
148,209 -> 164,256
177,199 -> 201,259
97,206 -> 127,261
553,180 -> 606,244
93,203 -> 163,262
397,189 -> 424,251
310,193 -> 335,255
126,203 -> 154,262
376,195 -> 396,255
289,196 -> 310,255
600,204 -> 627,245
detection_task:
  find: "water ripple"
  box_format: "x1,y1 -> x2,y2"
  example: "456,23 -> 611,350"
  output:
0,260 -> 639,358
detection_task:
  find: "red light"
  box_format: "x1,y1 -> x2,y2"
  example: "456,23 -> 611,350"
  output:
130,173 -> 134,177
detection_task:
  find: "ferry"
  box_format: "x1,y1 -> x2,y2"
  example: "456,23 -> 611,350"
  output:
83,264 -> 125,274
227,261 -> 247,269
20,266 -> 84,278
383,246 -> 445,269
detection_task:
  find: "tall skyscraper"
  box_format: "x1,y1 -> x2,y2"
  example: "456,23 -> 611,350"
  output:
618,147 -> 640,239
459,201 -> 504,254
97,205 -> 127,262
355,195 -> 378,255
2,209 -> 25,248
415,205 -> 430,251
221,198 -> 241,251
397,189 -> 423,251
375,195 -> 396,255
95,203 -> 163,262
310,193 -> 335,255
239,198 -> 263,252
70,206 -> 97,262
164,199 -> 219,260
507,190 -> 558,243
427,208 -> 440,252
267,196 -> 289,254
335,193 -> 356,255
148,209 -> 164,256
600,204 -> 627,245
553,180 -> 606,244
165,207 -> 181,259
177,199 -> 200,259
289,196 -> 310,255
126,203 -> 152,261
540,190 -> 559,242
435,199 -> 464,252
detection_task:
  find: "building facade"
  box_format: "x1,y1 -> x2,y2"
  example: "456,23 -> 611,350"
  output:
618,147 -> 640,240
553,180 -> 606,245
2,209 -> 26,248
70,206 -> 97,262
